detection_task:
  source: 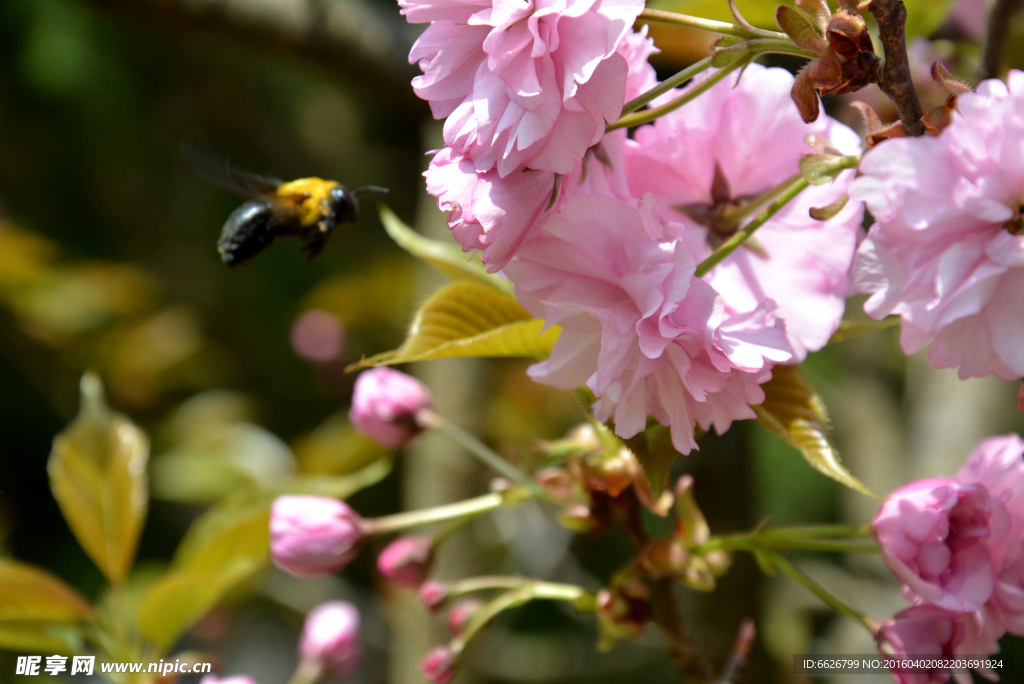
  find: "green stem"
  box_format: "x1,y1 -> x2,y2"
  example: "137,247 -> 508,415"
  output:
693,524 -> 875,554
770,552 -> 879,634
758,524 -> 874,540
429,415 -> 540,492
621,58 -> 711,116
638,8 -> 789,39
608,57 -> 750,131
771,540 -> 879,553
720,172 -> 804,228
695,176 -> 809,277
363,492 -> 514,535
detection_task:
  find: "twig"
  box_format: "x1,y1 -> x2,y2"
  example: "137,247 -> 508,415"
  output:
982,0 -> 1024,80
867,0 -> 926,136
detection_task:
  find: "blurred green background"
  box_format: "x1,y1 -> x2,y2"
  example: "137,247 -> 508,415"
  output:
2,0 -> 1024,683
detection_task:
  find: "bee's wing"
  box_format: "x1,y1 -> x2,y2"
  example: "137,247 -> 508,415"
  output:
181,142 -> 284,200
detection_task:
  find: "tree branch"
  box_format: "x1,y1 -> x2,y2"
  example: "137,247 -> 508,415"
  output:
82,0 -> 424,117
982,0 -> 1024,80
868,0 -> 926,136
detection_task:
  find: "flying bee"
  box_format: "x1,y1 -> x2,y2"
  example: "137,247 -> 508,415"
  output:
182,143 -> 387,267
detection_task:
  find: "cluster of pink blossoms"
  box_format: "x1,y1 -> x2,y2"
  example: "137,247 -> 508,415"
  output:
402,0 -> 863,454
874,435 -> 1024,682
852,71 -> 1024,380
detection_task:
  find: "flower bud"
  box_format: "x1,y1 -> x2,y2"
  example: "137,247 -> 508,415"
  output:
299,601 -> 362,680
419,645 -> 457,684
270,495 -> 364,578
349,368 -> 434,449
558,505 -> 595,533
446,598 -> 482,636
377,535 -> 434,588
536,467 -> 574,501
418,580 -> 449,612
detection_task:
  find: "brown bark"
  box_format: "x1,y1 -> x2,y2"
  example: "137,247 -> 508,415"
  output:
867,0 -> 926,136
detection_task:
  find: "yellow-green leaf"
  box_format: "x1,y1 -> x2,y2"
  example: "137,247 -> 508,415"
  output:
0,621 -> 82,654
137,563 -> 256,650
349,280 -> 559,369
0,560 -> 94,622
753,366 -> 874,497
48,374 -> 149,584
378,205 -> 508,292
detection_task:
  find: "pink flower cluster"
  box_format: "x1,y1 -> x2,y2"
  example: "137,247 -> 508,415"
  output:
852,71 -> 1024,381
874,435 -> 1024,682
400,14 -> 865,452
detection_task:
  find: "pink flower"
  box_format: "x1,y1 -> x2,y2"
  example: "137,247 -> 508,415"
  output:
505,192 -> 794,454
422,25 -> 654,270
377,535 -> 434,587
270,496 -> 364,578
874,479 -> 1003,612
402,0 -> 645,177
957,435 -> 1024,635
851,71 -> 1024,380
446,598 -> 483,635
419,645 -> 458,684
299,601 -> 362,680
419,580 -> 449,612
622,64 -> 864,361
876,605 -> 967,684
350,367 -> 434,449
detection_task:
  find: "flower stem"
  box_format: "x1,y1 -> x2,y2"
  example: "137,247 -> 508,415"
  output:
609,57 -> 751,131
363,492 -> 516,535
695,175 -> 809,277
638,8 -> 788,39
769,552 -> 880,634
427,415 -> 541,493
621,58 -> 711,116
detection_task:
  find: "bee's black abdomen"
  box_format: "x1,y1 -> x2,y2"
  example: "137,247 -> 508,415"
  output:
218,200 -> 276,267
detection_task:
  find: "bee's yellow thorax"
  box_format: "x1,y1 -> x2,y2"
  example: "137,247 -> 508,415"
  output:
276,178 -> 340,227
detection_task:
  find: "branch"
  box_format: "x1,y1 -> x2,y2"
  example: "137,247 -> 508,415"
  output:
867,0 -> 926,136
981,0 -> 1024,80
82,0 -> 424,117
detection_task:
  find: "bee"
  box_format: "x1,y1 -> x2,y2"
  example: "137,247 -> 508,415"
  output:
182,143 -> 387,267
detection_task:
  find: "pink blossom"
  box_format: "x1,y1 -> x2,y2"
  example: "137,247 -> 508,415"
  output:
957,435 -> 1024,636
402,0 -> 645,177
350,367 -> 434,449
622,64 -> 864,361
422,25 -> 654,270
505,192 -> 794,454
876,604 -> 967,684
299,601 -> 362,680
419,580 -> 449,612
874,479 -> 1002,612
851,71 -> 1024,380
447,598 -> 483,635
377,535 -> 434,587
270,496 -> 364,578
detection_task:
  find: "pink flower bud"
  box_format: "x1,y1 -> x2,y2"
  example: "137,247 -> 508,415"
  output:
270,495 -> 364,578
419,645 -> 457,684
349,368 -> 434,449
876,605 -> 965,683
418,580 -> 448,612
874,479 -> 1004,612
377,535 -> 434,587
446,598 -> 482,636
299,601 -> 362,680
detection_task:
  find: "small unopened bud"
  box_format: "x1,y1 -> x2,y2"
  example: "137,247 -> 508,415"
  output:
419,645 -> 458,684
270,495 -> 364,578
558,505 -> 595,533
446,598 -> 482,636
349,367 -> 434,449
418,580 -> 449,612
681,557 -> 717,592
640,539 -> 688,577
377,535 -> 434,588
536,467 -> 574,501
299,601 -> 362,680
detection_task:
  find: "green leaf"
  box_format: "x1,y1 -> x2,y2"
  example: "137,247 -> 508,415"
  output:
47,374 -> 149,585
348,280 -> 560,369
0,621 -> 82,654
827,315 -> 900,344
137,563 -> 256,651
753,366 -> 874,497
776,6 -> 827,54
378,204 -> 508,292
0,560 -> 94,622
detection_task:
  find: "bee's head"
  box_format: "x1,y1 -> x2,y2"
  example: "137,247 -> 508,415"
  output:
327,186 -> 359,225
